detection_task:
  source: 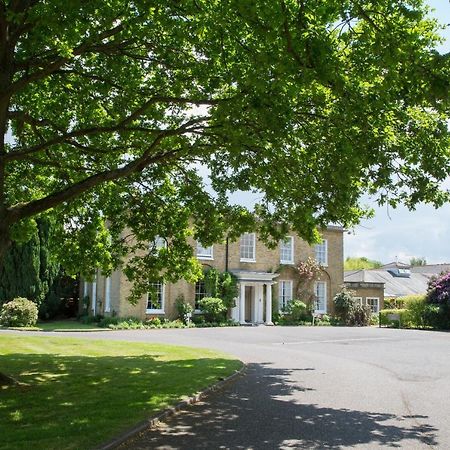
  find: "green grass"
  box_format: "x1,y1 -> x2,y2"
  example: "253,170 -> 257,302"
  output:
0,335 -> 242,450
36,320 -> 100,331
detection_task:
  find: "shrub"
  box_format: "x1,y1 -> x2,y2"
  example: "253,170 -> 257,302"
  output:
0,297 -> 39,327
333,289 -> 372,326
283,299 -> 311,322
427,272 -> 450,329
422,304 -> 449,329
402,295 -> 427,328
379,309 -> 408,327
351,304 -> 372,326
175,296 -> 194,324
427,272 -> 450,306
333,289 -> 356,324
198,297 -> 227,323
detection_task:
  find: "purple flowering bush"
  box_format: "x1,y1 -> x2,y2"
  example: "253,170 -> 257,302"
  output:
427,272 -> 450,305
426,272 -> 450,329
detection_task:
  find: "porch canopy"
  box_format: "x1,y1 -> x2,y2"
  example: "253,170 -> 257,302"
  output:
230,270 -> 279,325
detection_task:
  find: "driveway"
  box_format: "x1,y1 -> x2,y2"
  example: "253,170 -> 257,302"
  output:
6,326 -> 450,449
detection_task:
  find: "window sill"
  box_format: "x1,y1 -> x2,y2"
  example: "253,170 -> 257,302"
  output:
240,258 -> 256,263
146,309 -> 165,314
197,256 -> 214,260
280,260 -> 294,265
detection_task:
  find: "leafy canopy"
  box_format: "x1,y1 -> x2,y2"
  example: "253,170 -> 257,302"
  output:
344,256 -> 383,270
0,0 -> 449,300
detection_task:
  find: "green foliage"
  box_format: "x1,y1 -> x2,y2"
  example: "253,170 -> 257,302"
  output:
282,299 -> 312,322
204,268 -> 221,298
379,309 -> 408,327
202,269 -> 238,308
0,219 -> 60,308
1,0 -> 449,302
344,257 -> 382,270
0,298 -> 38,327
198,297 -> 227,323
175,296 -> 194,324
333,289 -> 372,326
219,272 -> 239,309
333,289 -> 356,322
410,257 -> 427,266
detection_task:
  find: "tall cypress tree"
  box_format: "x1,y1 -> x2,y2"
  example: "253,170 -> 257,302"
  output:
0,219 -> 60,307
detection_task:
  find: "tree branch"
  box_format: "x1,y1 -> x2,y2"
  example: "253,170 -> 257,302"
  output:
6,117 -> 209,222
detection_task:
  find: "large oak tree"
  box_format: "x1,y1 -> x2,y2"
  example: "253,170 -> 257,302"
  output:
0,0 -> 449,299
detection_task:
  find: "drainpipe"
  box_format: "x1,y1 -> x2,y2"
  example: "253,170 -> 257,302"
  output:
225,236 -> 229,272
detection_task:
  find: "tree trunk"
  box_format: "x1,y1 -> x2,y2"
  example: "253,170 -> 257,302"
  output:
0,371 -> 18,386
0,223 -> 10,269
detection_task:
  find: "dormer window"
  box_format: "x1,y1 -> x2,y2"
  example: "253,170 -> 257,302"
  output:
197,242 -> 213,260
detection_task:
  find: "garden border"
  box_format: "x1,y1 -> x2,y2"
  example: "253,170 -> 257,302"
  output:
96,362 -> 246,450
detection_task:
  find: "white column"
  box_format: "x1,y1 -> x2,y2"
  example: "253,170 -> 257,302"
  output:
265,283 -> 273,325
104,276 -> 111,313
251,285 -> 258,324
239,283 -> 246,324
91,277 -> 97,315
257,284 -> 264,323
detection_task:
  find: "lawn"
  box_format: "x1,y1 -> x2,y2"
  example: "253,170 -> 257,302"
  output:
0,335 -> 242,450
37,320 -> 100,331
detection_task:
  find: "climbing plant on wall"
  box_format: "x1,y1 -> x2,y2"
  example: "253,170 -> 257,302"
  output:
203,268 -> 238,309
295,257 -> 323,306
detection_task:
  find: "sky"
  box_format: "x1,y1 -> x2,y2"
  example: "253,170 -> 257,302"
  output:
345,0 -> 450,265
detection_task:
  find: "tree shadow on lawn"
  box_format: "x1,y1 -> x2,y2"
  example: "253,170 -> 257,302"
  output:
122,362 -> 439,449
0,352 -> 239,450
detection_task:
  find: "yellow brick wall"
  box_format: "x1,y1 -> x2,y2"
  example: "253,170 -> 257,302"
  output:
101,227 -> 345,320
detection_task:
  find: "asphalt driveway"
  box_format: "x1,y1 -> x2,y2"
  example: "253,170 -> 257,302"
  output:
5,326 -> 450,449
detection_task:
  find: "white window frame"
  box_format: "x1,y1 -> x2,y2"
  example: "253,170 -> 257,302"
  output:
314,239 -> 328,266
366,297 -> 380,314
146,282 -> 165,314
153,236 -> 166,250
280,236 -> 294,264
353,296 -> 363,306
196,242 -> 214,260
278,280 -> 293,310
240,233 -> 256,262
194,280 -> 207,312
314,281 -> 327,313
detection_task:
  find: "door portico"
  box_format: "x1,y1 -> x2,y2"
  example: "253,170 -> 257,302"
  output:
231,270 -> 278,325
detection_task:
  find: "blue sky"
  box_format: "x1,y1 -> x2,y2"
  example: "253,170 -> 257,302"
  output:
345,0 -> 450,264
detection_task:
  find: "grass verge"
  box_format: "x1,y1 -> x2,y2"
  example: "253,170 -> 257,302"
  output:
0,335 -> 241,450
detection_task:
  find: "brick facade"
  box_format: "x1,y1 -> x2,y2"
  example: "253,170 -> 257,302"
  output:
81,226 -> 344,321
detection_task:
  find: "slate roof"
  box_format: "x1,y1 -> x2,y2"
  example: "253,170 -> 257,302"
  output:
344,269 -> 433,298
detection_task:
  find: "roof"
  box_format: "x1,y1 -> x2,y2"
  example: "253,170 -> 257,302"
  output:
344,269 -> 433,298
410,264 -> 450,274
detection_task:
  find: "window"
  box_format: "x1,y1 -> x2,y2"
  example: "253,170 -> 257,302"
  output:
240,233 -> 256,262
146,281 -> 165,313
196,242 -> 213,260
278,280 -> 293,310
280,236 -> 294,264
366,297 -> 380,314
195,280 -> 207,310
314,281 -> 327,313
353,297 -> 363,306
314,239 -> 328,266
